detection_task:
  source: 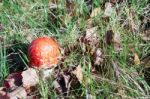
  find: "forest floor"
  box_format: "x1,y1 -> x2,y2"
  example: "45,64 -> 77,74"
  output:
0,0 -> 150,98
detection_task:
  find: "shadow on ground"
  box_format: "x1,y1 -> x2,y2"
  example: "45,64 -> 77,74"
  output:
6,42 -> 29,73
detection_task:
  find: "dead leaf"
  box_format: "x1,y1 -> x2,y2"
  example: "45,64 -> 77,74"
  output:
53,66 -> 82,97
114,33 -> 122,51
7,87 -> 27,99
105,30 -> 114,45
133,53 -> 141,65
0,87 -> 7,96
85,26 -> 99,45
93,48 -> 103,65
0,87 -> 27,99
53,73 -> 71,96
130,49 -> 141,65
104,2 -> 113,17
90,8 -> 101,18
22,68 -> 39,89
3,72 -> 22,90
71,65 -> 83,83
78,26 -> 99,54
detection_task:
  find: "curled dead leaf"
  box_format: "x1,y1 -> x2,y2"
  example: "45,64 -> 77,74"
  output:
71,65 -> 83,84
53,73 -> 71,96
105,30 -> 114,45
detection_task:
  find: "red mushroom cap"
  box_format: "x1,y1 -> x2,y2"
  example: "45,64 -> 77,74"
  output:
28,37 -> 60,69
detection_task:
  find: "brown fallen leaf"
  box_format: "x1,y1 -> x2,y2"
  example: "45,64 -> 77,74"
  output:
22,68 -> 39,90
105,30 -> 114,45
114,33 -> 122,51
53,73 -> 71,96
105,30 -> 122,51
84,26 -> 99,46
71,65 -> 83,84
0,87 -> 27,99
130,48 -> 141,65
0,87 -> 7,96
78,26 -> 99,54
53,65 -> 83,97
90,8 -> 101,18
3,72 -> 22,90
93,48 -> 103,65
133,53 -> 141,65
7,87 -> 27,99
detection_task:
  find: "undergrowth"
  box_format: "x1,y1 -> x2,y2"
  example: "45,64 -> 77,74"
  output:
0,0 -> 150,98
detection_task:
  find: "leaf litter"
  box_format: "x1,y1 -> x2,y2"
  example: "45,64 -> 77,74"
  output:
1,0 -> 150,98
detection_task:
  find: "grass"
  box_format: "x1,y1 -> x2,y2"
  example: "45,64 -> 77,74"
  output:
0,0 -> 150,98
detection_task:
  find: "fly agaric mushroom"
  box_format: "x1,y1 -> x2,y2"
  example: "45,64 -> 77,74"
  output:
28,37 -> 60,69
